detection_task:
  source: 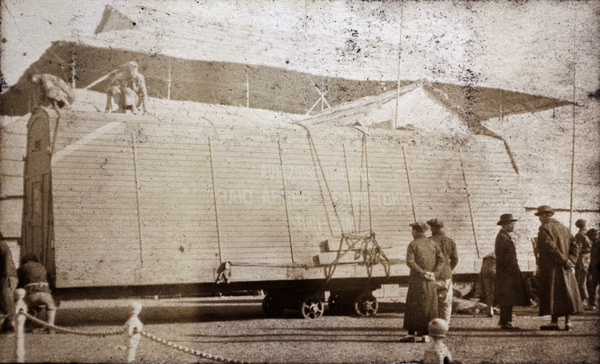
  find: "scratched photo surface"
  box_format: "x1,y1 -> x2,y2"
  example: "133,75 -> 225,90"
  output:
1,1 -> 599,363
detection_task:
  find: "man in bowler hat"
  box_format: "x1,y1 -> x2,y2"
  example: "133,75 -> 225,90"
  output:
535,205 -> 583,330
494,213 -> 530,330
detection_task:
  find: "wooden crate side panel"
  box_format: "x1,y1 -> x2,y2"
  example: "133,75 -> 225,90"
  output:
462,137 -> 529,264
52,127 -> 141,287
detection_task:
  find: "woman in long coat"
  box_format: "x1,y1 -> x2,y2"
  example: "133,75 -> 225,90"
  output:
401,222 -> 442,342
535,205 -> 583,330
494,214 -> 530,330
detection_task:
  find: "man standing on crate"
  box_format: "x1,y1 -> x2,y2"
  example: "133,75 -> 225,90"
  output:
17,254 -> 57,334
0,234 -> 18,333
427,219 -> 458,324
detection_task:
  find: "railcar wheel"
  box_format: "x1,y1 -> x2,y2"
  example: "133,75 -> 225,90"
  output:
354,292 -> 378,316
262,293 -> 284,317
300,297 -> 325,319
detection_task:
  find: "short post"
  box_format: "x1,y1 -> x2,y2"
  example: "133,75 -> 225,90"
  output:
14,289 -> 27,363
125,301 -> 143,363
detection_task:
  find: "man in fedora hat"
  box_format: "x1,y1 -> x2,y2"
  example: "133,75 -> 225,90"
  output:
400,222 -> 443,343
427,218 -> 458,324
535,205 -> 583,331
494,214 -> 530,330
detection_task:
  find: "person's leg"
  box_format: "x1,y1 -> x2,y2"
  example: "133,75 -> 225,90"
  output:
499,305 -> 512,325
564,314 -> 571,331
0,278 -> 15,332
437,279 -> 452,323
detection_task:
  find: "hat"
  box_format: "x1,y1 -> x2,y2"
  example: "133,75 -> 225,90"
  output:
426,218 -> 444,228
575,219 -> 587,229
497,213 -> 518,226
428,318 -> 449,338
409,221 -> 430,233
534,205 -> 555,216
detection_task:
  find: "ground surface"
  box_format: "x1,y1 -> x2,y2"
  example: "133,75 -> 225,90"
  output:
1,296 -> 598,363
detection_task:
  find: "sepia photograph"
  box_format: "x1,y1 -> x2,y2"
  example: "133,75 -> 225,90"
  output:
0,0 -> 599,363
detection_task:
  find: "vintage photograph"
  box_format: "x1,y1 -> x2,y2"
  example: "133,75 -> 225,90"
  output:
1,0 -> 599,363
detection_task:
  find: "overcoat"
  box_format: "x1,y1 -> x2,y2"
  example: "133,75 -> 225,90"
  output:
0,241 -> 17,316
403,236 -> 442,334
494,229 -> 530,306
537,218 -> 583,316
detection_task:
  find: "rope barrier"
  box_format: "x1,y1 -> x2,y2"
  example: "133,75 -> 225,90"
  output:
10,288 -> 247,364
20,310 -> 124,336
141,330 -> 250,364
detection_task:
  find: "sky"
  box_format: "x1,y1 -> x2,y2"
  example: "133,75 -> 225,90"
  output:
1,0 -> 598,102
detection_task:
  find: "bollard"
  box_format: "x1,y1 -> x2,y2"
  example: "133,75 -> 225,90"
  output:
14,289 -> 27,363
422,318 -> 453,364
124,301 -> 144,363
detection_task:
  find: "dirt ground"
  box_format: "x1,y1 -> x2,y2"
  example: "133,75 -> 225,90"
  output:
1,296 -> 598,364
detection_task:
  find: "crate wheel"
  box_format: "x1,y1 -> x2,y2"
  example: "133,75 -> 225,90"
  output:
354,292 -> 378,316
300,296 -> 325,319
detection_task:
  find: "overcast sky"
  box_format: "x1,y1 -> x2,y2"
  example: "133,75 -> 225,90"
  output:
1,0 -> 598,102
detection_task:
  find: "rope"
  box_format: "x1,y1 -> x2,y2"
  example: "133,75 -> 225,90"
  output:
140,330 -> 249,364
20,310 -> 124,336
299,124 -> 344,236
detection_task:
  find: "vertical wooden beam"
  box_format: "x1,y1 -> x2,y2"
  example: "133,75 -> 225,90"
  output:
278,140 -> 295,263
208,137 -> 222,263
131,133 -> 144,266
459,148 -> 480,258
401,145 -> 416,222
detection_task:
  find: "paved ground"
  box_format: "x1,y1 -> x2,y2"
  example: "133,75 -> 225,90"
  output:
1,296 -> 599,363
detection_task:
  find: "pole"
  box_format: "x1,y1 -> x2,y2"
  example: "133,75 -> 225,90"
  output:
393,0 -> 405,130
569,11 -> 578,230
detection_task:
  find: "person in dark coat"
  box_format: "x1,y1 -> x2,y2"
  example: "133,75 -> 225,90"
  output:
574,219 -> 592,304
535,205 -> 583,331
0,234 -> 18,333
494,214 -> 530,330
400,222 -> 443,343
586,228 -> 599,309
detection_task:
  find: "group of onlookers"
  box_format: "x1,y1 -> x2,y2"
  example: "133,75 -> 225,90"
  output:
400,218 -> 459,342
0,233 -> 56,334
400,205 -> 600,342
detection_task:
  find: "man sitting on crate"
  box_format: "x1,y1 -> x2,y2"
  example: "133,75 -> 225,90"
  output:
17,254 -> 56,334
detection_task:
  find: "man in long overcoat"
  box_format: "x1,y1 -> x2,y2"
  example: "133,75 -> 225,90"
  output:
535,205 -> 583,331
494,214 -> 530,330
400,221 -> 443,343
0,235 -> 18,333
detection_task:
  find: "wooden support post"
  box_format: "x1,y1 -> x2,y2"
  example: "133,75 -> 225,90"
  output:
278,141 -> 294,263
459,149 -> 480,258
208,137 -> 223,263
131,133 -> 144,266
125,301 -> 143,363
14,289 -> 27,363
402,146 -> 416,222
